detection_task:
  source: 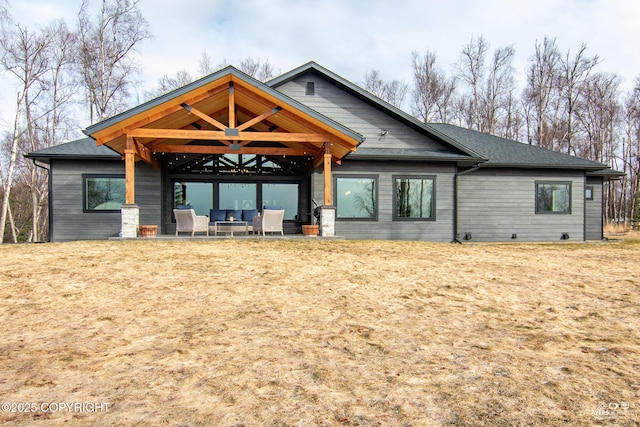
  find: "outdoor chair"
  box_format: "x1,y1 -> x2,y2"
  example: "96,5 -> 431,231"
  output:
173,208 -> 209,236
252,209 -> 285,236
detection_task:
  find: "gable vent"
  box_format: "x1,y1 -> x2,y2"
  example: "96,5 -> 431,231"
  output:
305,81 -> 315,95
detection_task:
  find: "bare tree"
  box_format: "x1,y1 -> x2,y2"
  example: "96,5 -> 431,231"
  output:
452,36 -> 519,137
523,37 -> 562,149
25,20 -> 78,242
77,0 -> 152,122
482,45 -> 516,135
558,43 -> 600,155
621,78 -> 640,224
0,23 -> 51,243
456,35 -> 488,130
503,92 -> 525,141
239,57 -> 278,82
410,50 -> 456,123
198,50 -> 228,77
577,72 -> 621,222
198,49 -> 221,76
577,73 -> 620,162
144,69 -> 194,99
363,69 -> 408,108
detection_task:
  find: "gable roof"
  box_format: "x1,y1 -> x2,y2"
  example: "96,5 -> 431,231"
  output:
270,62 -> 619,173
269,61 -> 486,163
83,65 -> 363,164
27,61 -> 619,176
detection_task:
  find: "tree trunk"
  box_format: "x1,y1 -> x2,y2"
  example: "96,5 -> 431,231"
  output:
0,94 -> 23,244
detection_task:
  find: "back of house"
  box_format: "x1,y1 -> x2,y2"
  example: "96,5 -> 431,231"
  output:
27,62 -> 620,242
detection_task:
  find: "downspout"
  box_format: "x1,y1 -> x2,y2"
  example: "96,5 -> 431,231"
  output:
32,159 -> 51,242
583,175 -> 587,241
452,164 -> 481,243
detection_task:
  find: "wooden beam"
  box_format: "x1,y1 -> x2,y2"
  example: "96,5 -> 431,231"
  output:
155,144 -> 313,156
228,82 -> 236,128
180,103 -> 228,131
277,108 -> 357,152
125,136 -> 136,204
128,128 -> 328,143
312,150 -> 341,169
235,105 -> 277,131
234,84 -> 358,152
323,142 -> 332,206
237,106 -> 281,131
128,137 -> 161,169
95,83 -> 230,145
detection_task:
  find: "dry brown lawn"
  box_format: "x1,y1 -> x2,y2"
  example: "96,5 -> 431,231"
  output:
1,234 -> 639,426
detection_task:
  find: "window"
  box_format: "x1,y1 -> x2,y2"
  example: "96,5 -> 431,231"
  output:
393,176 -> 435,220
219,183 -> 256,210
262,183 -> 299,220
585,186 -> 594,200
84,175 -> 125,212
336,176 -> 377,219
536,182 -> 571,214
173,182 -> 213,216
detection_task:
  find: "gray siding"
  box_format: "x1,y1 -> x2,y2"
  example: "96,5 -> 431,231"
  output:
585,176 -> 603,240
50,160 -> 161,241
314,161 -> 455,241
277,75 -> 447,151
457,169 -> 586,242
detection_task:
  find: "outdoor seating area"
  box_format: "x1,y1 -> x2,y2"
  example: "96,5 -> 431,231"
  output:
208,208 -> 258,235
162,205 -> 298,239
253,208 -> 285,236
173,208 -> 209,236
114,204 -> 328,240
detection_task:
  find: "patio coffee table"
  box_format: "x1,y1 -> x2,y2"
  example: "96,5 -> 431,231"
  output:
212,221 -> 249,237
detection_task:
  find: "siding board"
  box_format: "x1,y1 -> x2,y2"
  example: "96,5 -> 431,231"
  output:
50,160 -> 161,241
313,161 -> 455,241
277,76 -> 448,151
585,176 -> 603,240
457,169 -> 586,241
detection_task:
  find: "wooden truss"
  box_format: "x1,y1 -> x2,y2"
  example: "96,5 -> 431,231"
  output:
88,74 -> 360,208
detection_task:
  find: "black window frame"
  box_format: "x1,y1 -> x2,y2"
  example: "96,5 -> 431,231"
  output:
83,174 -> 126,213
169,179 -> 303,222
535,181 -> 572,214
392,175 -> 436,221
334,174 -> 379,221
585,186 -> 594,200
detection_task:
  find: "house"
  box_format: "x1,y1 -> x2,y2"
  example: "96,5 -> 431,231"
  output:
26,61 -> 620,242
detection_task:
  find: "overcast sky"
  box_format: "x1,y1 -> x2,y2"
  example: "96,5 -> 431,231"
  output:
4,0 -> 640,135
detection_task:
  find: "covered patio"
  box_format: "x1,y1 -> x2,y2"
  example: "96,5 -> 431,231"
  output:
83,67 -> 363,238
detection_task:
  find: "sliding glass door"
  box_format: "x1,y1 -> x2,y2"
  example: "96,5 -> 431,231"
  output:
172,181 -> 300,220
219,183 -> 257,210
173,182 -> 213,216
262,183 -> 299,220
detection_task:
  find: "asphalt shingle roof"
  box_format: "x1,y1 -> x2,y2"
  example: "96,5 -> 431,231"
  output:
427,123 -> 607,170
25,138 -> 119,162
26,62 -> 615,175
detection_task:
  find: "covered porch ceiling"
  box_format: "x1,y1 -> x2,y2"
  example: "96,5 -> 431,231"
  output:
83,67 -> 363,170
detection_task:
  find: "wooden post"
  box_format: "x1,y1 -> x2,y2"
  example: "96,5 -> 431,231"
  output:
228,82 -> 236,128
125,135 -> 135,204
323,142 -> 332,206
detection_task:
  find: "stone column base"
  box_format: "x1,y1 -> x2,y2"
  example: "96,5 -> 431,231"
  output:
320,206 -> 336,237
121,204 -> 139,238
